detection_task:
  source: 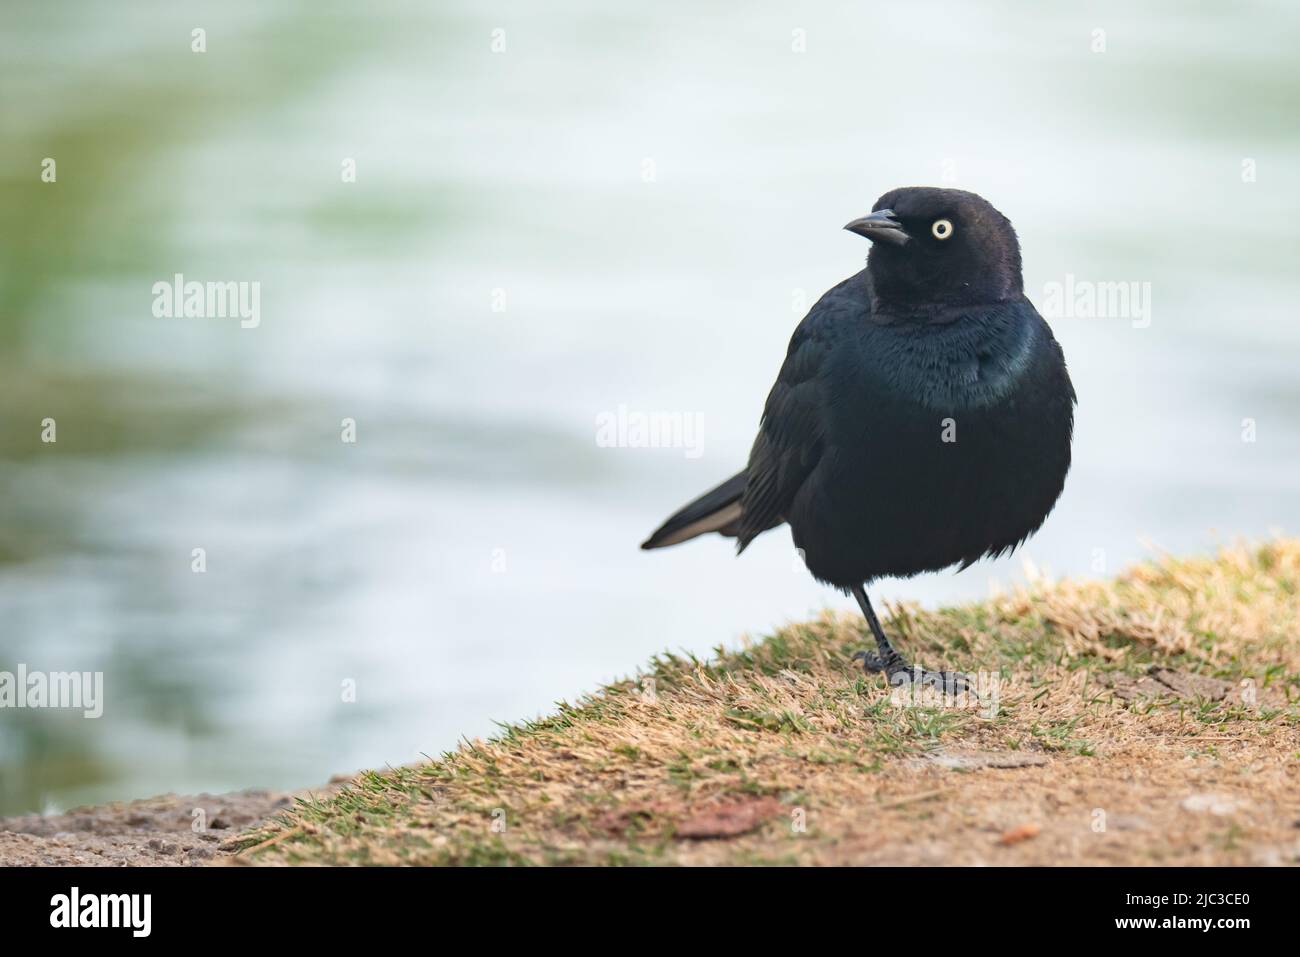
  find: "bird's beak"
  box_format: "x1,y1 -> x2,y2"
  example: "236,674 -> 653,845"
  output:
843,209 -> 909,246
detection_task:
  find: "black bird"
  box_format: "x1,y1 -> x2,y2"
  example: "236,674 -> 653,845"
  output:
642,187 -> 1075,689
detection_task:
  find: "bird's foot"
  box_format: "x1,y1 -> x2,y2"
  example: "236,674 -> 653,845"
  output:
850,647 -> 907,674
851,649 -> 976,697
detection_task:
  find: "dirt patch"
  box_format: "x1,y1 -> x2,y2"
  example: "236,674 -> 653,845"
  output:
677,796 -> 785,839
0,784 -> 342,867
915,748 -> 1052,770
1101,665 -> 1283,707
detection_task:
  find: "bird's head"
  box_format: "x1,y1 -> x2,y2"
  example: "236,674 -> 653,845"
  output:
845,187 -> 1023,310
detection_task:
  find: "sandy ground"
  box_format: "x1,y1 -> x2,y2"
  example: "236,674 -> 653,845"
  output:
0,783 -> 341,866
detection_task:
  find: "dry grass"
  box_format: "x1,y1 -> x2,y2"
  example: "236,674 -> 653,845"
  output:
236,540 -> 1300,865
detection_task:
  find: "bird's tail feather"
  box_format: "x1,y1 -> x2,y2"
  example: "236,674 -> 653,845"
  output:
641,470 -> 747,549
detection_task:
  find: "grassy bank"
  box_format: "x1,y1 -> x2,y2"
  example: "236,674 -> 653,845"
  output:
237,541 -> 1300,865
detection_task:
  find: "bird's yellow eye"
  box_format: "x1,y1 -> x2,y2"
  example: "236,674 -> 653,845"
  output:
931,219 -> 954,240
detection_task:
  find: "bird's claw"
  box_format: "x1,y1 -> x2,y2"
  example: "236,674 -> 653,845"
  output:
891,668 -> 977,697
851,650 -> 976,697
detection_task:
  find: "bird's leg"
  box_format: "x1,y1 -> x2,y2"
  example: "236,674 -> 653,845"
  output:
849,585 -> 909,672
850,586 -> 975,695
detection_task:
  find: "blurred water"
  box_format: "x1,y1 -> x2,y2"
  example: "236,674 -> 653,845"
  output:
1,0 -> 1297,814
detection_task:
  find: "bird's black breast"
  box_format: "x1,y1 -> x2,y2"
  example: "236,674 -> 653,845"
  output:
777,292 -> 1075,588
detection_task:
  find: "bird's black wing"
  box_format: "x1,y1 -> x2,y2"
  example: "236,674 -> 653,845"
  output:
737,276 -> 860,550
